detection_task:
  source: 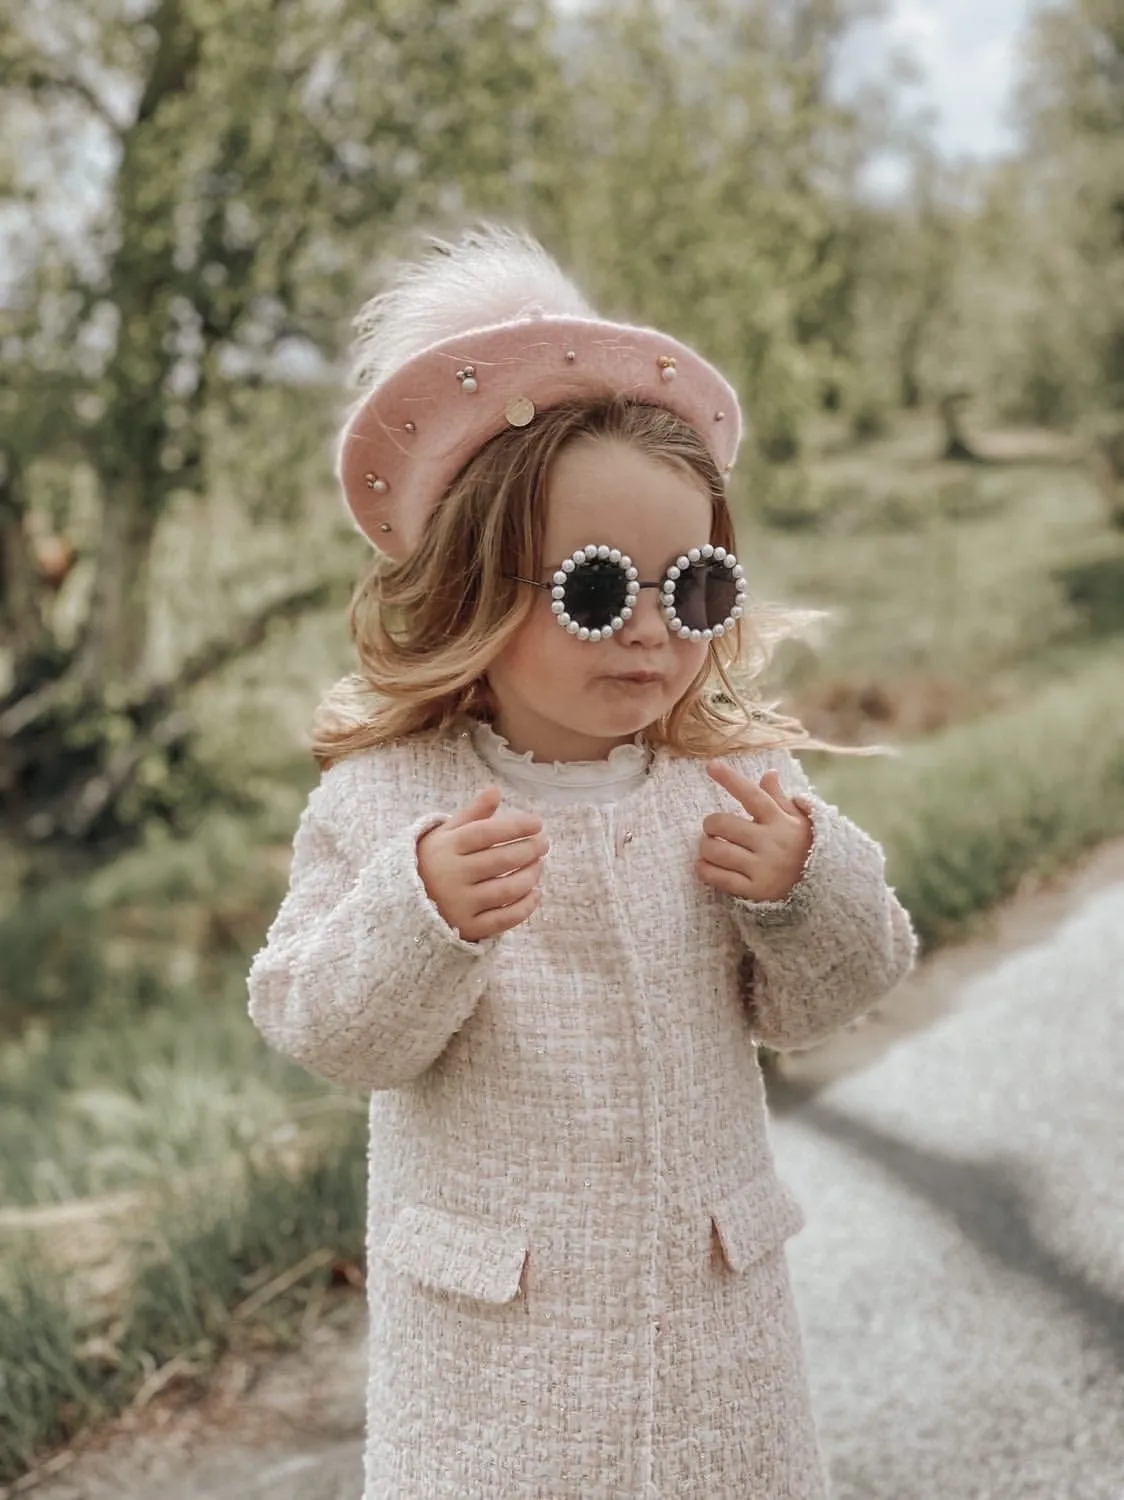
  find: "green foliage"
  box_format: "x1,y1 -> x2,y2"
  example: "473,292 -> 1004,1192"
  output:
551,0 -> 873,463
0,1251 -> 99,1480
1053,546 -> 1124,637
0,1119 -> 367,1486
0,0 -> 569,864
848,150 -> 970,415
849,391 -> 893,444
945,2 -> 1124,429
0,980 -> 323,1206
747,420 -> 1108,704
124,1128 -> 367,1360
0,882 -> 107,1029
0,797 -> 291,1035
755,468 -> 841,532
3,0 -> 1116,876
752,466 -> 1004,537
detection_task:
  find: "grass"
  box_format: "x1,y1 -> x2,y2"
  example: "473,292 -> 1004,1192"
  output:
0,1112 -> 368,1484
2,412 -> 1123,1486
739,417 -> 1113,739
813,649 -> 1124,948
0,1253 -> 102,1481
0,974 -> 326,1207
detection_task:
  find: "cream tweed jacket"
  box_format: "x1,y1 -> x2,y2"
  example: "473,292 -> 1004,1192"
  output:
247,721 -> 917,1499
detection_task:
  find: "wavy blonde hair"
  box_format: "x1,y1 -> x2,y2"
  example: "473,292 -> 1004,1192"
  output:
313,397 -> 835,769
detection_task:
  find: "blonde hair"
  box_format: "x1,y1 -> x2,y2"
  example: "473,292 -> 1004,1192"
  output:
312,397 -> 840,769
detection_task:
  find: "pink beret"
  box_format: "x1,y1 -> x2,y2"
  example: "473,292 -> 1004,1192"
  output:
336,314 -> 742,558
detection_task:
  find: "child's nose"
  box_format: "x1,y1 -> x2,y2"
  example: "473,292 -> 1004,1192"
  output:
617,586 -> 668,645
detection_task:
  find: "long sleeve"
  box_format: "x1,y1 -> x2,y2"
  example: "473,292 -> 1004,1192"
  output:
246,756 -> 499,1090
728,748 -> 917,1052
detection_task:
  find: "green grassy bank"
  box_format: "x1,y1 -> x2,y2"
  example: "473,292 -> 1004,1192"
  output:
816,649 -> 1124,948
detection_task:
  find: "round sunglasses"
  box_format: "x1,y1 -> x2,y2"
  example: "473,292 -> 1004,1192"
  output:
510,543 -> 747,642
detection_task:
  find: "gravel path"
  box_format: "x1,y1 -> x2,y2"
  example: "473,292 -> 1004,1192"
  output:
24,850 -> 1124,1500
771,873 -> 1124,1500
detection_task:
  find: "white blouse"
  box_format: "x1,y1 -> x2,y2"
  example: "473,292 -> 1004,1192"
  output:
469,719 -> 651,808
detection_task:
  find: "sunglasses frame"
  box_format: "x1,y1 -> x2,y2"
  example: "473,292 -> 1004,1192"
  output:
511,542 -> 747,643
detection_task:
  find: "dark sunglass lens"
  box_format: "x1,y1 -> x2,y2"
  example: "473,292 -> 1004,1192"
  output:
705,566 -> 739,627
674,563 -> 739,630
566,560 -> 628,630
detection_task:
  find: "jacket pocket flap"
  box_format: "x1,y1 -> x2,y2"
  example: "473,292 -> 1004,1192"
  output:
711,1173 -> 806,1273
381,1203 -> 528,1304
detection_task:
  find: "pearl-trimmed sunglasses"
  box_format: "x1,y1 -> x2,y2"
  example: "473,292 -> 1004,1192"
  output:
510,542 -> 747,642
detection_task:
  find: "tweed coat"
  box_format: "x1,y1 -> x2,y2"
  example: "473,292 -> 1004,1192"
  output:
246,720 -> 917,1499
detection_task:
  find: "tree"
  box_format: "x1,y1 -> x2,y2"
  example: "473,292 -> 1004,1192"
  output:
0,0 -> 566,876
549,0 -> 883,463
967,1 -> 1124,429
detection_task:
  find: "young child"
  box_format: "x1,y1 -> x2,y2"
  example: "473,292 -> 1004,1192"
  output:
247,226 -> 917,1500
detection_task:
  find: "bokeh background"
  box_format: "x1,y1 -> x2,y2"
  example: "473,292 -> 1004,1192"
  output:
1,0 -> 1122,1484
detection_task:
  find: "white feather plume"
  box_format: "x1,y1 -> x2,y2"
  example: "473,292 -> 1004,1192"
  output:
349,224 -> 597,395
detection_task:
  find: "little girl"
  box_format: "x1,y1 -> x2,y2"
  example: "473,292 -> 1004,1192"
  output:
247,226 -> 916,1500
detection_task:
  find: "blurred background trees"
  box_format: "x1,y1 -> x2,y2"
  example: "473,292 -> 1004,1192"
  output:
1,0 -> 1121,889
0,0 -> 566,877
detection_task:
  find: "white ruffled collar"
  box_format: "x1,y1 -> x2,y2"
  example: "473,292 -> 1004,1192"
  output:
469,719 -> 652,799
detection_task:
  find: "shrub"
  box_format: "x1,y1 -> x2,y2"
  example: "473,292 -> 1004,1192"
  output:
849,393 -> 892,444
756,470 -> 841,532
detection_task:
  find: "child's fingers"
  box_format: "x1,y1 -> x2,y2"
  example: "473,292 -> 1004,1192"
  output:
472,858 -> 544,912
701,811 -> 768,852
698,834 -> 756,877
465,886 -> 542,941
466,833 -> 550,883
451,810 -> 544,854
760,769 -> 800,815
706,761 -> 782,823
442,785 -> 503,830
696,857 -> 754,901
465,863 -> 543,935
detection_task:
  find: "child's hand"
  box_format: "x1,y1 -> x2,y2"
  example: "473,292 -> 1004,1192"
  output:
417,786 -> 548,942
698,762 -> 814,903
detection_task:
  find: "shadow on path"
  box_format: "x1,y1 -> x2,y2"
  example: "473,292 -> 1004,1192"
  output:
772,1080 -> 1124,1377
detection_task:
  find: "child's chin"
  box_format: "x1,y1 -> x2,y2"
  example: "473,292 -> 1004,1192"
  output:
590,701 -> 664,738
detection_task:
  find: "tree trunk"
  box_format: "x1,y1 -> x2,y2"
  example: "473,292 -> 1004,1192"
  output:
74,486 -> 160,692
1091,419 -> 1124,527
938,392 -> 984,463
897,322 -> 924,409
0,453 -> 49,664
1,577 -> 336,876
